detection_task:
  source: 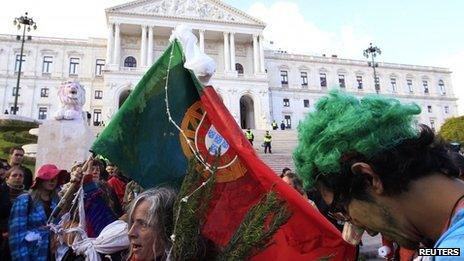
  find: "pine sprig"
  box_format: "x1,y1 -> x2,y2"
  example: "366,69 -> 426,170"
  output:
170,151 -> 292,260
317,255 -> 334,261
170,155 -> 217,260
218,190 -> 292,260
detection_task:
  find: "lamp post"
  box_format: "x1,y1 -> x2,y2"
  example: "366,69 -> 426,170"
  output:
12,12 -> 37,115
363,43 -> 381,94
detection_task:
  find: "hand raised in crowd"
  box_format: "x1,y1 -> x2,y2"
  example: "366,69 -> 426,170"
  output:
70,156 -> 94,184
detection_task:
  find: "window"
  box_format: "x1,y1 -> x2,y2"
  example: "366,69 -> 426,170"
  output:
407,79 -> 413,93
42,56 -> 53,74
303,99 -> 310,108
280,70 -> 288,85
95,59 -> 105,76
283,98 -> 290,107
38,107 -> 47,120
301,72 -> 308,86
12,87 -> 21,97
95,90 -> 103,99
423,80 -> 429,94
40,87 -> 49,98
15,54 -> 26,73
93,109 -> 102,125
444,106 -> 449,114
438,80 -> 446,95
10,106 -> 19,114
124,56 -> 137,68
69,57 -> 79,75
390,77 -> 397,92
284,115 -> 292,129
235,63 -> 244,75
430,119 -> 435,132
320,73 -> 327,87
427,105 -> 432,113
356,76 -> 363,89
338,74 -> 346,88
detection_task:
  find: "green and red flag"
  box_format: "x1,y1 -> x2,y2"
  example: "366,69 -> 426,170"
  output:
92,29 -> 355,260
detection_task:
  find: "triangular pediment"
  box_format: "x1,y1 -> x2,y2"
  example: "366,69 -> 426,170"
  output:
107,0 -> 265,26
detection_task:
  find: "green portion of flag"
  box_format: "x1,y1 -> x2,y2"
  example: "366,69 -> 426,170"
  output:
92,40 -> 199,188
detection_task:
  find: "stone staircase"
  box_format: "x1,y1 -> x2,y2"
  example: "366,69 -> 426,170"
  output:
247,129 -> 298,174
93,126 -> 299,174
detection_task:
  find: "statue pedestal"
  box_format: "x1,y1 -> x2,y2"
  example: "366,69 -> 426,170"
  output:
36,120 -> 96,171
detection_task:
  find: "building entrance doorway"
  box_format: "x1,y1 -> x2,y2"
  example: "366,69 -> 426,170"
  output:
119,89 -> 131,108
240,95 -> 255,129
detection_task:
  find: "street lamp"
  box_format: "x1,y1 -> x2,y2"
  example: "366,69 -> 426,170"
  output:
363,43 -> 381,94
12,12 -> 37,115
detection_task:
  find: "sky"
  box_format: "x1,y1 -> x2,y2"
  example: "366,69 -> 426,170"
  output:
1,0 -> 463,112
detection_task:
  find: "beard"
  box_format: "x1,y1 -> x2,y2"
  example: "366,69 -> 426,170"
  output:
377,203 -> 421,250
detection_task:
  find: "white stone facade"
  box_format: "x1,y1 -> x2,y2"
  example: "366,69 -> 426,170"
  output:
0,0 -> 458,131
267,52 -> 457,130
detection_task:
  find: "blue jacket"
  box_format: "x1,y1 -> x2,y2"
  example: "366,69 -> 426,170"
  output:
9,193 -> 58,261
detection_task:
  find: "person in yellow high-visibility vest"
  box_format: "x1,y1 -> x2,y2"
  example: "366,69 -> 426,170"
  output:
263,130 -> 272,154
245,128 -> 254,145
271,120 -> 278,130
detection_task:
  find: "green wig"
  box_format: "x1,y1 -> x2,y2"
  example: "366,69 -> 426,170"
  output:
293,90 -> 421,188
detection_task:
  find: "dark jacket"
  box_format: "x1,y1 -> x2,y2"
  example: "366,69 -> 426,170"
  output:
0,182 -> 12,232
7,165 -> 33,190
0,182 -> 25,261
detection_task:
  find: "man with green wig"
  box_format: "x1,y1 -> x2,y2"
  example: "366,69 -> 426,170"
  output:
294,90 -> 464,258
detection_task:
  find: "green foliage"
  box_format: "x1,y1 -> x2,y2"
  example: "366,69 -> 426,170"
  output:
0,119 -> 38,171
0,119 -> 38,131
438,116 -> 464,143
170,155 -> 292,260
170,157 -> 217,260
318,255 -> 335,261
218,190 -> 291,260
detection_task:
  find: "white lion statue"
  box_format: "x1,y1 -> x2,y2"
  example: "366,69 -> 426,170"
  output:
55,81 -> 86,121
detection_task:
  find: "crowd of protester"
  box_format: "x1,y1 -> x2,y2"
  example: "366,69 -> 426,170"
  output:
0,143 -> 463,260
0,147 -> 152,260
2,96 -> 464,260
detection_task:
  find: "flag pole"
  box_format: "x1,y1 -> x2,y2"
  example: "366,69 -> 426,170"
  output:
47,156 -> 94,224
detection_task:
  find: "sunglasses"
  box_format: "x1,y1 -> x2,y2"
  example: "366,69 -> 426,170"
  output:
327,190 -> 352,223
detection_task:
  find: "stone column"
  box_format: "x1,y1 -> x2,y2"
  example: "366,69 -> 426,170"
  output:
147,26 -> 154,66
252,34 -> 259,74
141,25 -> 147,67
258,34 -> 265,73
106,23 -> 114,64
113,23 -> 121,67
230,32 -> 236,71
199,29 -> 205,52
223,32 -> 230,72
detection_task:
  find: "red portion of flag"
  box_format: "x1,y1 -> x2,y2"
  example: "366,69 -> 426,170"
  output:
199,86 -> 356,260
203,174 -> 263,246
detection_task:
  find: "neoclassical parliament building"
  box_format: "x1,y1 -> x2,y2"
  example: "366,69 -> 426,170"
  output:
0,0 -> 458,130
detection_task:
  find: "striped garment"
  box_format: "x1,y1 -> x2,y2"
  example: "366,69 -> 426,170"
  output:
9,193 -> 58,261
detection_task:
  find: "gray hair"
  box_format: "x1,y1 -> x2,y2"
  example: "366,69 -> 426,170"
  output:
128,187 -> 177,257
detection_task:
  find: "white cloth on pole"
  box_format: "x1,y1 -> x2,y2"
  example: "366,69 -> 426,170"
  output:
169,24 -> 216,85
